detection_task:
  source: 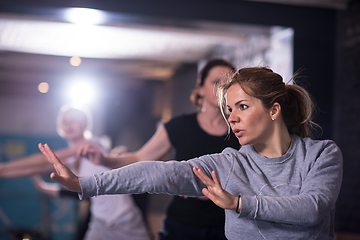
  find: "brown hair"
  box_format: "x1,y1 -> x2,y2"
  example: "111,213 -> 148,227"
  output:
190,59 -> 235,109
218,67 -> 319,138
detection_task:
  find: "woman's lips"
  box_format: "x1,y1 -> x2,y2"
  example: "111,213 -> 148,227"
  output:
233,128 -> 243,137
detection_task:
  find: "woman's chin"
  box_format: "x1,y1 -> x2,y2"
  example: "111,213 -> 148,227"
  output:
238,137 -> 250,146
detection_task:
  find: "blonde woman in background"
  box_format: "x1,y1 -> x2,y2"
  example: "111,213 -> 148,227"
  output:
0,104 -> 150,240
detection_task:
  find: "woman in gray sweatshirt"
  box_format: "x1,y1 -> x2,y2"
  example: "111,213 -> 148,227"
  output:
39,66 -> 343,240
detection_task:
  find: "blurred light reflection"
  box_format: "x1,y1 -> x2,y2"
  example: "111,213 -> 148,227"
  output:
65,8 -> 106,25
38,82 -> 49,93
0,17 -> 247,60
70,56 -> 81,66
67,80 -> 96,105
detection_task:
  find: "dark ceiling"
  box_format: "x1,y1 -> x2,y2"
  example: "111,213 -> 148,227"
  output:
0,0 -> 350,98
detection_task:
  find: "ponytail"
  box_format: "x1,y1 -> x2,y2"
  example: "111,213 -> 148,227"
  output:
281,84 -> 319,138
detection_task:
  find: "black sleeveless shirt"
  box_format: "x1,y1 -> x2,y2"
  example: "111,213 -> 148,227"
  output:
164,113 -> 240,226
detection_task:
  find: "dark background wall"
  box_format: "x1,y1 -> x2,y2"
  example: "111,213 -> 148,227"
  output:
334,0 -> 360,233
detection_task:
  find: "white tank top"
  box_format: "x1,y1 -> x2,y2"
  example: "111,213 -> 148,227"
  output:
66,139 -> 136,224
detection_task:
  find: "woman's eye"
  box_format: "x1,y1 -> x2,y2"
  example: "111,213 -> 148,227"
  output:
213,80 -> 220,85
227,108 -> 232,113
239,104 -> 248,110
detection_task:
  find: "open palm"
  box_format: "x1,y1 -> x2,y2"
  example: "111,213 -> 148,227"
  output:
193,166 -> 239,211
38,143 -> 81,193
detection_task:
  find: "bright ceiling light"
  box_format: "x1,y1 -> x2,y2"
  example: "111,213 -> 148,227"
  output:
67,79 -> 97,105
65,8 -> 106,25
0,17 -> 243,60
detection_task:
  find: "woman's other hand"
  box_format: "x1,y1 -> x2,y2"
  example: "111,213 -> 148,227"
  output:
193,167 -> 240,211
77,143 -> 105,165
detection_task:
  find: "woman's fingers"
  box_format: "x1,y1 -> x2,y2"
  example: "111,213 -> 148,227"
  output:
193,167 -> 223,196
193,167 -> 223,198
38,143 -> 81,193
39,143 -> 58,165
39,143 -> 66,177
77,144 -> 88,159
193,168 -> 216,200
211,170 -> 221,186
193,167 -> 222,190
193,167 -> 214,186
76,144 -> 102,164
193,166 -> 238,211
77,144 -> 92,158
38,143 -> 51,162
202,188 -> 215,200
76,145 -> 83,159
193,167 -> 226,208
50,171 -> 62,182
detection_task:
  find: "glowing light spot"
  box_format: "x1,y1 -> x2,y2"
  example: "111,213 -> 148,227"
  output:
67,80 -> 96,104
22,233 -> 31,240
65,8 -> 106,25
38,82 -> 49,93
70,56 -> 82,66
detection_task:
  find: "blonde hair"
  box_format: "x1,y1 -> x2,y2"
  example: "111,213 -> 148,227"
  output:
56,103 -> 93,139
218,67 -> 320,138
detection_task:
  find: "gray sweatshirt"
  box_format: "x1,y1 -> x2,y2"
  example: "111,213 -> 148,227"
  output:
79,135 -> 343,240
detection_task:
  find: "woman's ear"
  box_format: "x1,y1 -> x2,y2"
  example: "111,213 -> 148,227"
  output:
197,85 -> 204,97
270,102 -> 281,121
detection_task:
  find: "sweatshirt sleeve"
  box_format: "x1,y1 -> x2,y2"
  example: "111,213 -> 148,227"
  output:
239,141 -> 343,226
78,159 -> 211,200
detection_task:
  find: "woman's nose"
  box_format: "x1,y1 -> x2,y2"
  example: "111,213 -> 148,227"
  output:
227,111 -> 238,124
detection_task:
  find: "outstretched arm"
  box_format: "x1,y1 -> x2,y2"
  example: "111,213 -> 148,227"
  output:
78,124 -> 172,169
193,166 -> 240,211
33,175 -> 60,197
38,143 -> 81,193
0,163 -> 54,178
0,144 -> 81,178
42,144 -> 233,201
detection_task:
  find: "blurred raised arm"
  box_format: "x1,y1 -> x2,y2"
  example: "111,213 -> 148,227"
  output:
78,124 -> 172,169
0,144 -> 81,178
33,174 -> 60,197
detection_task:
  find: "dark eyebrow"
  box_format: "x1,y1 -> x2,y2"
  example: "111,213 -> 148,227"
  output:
227,100 -> 246,109
234,100 -> 246,106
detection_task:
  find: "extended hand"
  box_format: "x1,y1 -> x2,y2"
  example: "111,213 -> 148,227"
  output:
38,143 -> 81,193
193,167 -> 239,211
77,143 -> 104,165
